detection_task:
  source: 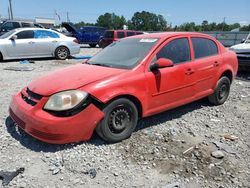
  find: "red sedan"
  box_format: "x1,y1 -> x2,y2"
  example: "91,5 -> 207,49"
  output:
9,32 -> 238,144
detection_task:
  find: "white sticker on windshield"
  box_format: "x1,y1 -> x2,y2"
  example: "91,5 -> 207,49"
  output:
140,38 -> 158,43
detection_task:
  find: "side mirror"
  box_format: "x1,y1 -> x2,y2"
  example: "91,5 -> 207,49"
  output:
10,35 -> 17,40
241,39 -> 245,43
150,58 -> 174,71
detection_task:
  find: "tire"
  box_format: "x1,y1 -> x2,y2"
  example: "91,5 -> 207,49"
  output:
89,44 -> 97,48
0,52 -> 3,62
208,76 -> 231,105
98,39 -> 104,48
96,98 -> 138,143
55,46 -> 70,60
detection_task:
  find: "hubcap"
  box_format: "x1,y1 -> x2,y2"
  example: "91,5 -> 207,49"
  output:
108,106 -> 131,134
218,84 -> 228,99
57,48 -> 68,59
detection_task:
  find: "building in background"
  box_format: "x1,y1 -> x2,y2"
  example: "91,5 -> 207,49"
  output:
35,17 -> 55,28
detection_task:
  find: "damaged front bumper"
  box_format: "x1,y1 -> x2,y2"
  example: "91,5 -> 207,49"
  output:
9,89 -> 104,144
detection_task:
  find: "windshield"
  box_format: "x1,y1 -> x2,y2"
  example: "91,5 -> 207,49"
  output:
0,29 -> 16,39
88,38 -> 158,69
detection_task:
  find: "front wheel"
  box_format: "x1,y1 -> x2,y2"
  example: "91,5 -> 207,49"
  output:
208,76 -> 231,105
89,44 -> 97,48
96,98 -> 138,143
55,46 -> 69,60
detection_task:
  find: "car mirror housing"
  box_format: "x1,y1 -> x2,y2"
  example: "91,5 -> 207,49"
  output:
10,35 -> 18,40
241,38 -> 245,43
150,58 -> 174,71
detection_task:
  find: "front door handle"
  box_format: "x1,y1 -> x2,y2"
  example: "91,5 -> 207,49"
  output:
28,41 -> 35,44
214,61 -> 220,67
185,68 -> 195,75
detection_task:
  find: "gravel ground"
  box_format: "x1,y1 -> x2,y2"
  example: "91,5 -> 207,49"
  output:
0,47 -> 250,188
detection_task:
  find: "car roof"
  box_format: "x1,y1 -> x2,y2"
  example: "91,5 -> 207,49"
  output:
106,30 -> 141,32
13,27 -> 58,32
130,32 -> 216,40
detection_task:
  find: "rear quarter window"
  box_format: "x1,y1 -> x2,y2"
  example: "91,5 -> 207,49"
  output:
127,32 -> 135,37
192,37 -> 218,59
21,22 -> 32,27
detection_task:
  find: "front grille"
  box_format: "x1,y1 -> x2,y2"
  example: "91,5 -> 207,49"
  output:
26,88 -> 43,100
21,93 -> 37,106
29,128 -> 65,140
22,88 -> 43,106
9,108 -> 26,130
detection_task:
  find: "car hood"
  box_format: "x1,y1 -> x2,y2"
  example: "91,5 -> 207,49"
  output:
61,22 -> 79,33
230,43 -> 250,53
28,64 -> 127,96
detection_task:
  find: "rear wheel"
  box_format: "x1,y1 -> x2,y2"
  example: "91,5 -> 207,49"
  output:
55,46 -> 69,60
0,52 -> 3,62
208,76 -> 231,105
96,98 -> 138,143
89,44 -> 97,48
98,39 -> 104,48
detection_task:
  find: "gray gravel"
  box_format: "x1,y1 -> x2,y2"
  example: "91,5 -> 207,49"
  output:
0,47 -> 250,188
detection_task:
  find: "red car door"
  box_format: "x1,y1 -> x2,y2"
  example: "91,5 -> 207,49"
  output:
144,37 -> 197,116
191,37 -> 221,98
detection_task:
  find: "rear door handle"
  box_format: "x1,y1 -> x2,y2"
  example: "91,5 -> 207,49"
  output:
52,40 -> 58,43
28,41 -> 35,44
185,68 -> 195,75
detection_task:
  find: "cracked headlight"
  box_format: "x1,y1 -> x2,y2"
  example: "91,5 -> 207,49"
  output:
44,90 -> 88,111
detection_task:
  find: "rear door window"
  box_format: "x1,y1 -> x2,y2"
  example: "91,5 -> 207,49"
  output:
156,38 -> 191,64
34,30 -> 59,38
117,31 -> 125,38
16,30 -> 34,39
191,37 -> 218,59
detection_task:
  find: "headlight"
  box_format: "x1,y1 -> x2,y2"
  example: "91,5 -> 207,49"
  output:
44,90 -> 88,111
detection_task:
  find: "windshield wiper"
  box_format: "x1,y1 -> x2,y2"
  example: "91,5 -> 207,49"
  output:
91,63 -> 112,67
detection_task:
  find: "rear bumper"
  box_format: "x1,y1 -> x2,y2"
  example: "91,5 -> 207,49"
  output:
237,54 -> 250,70
70,45 -> 80,55
9,92 -> 104,144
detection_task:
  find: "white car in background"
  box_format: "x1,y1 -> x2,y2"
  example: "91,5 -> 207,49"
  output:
0,28 -> 80,61
230,33 -> 250,70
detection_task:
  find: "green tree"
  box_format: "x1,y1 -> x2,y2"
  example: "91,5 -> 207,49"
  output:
130,11 -> 167,31
96,13 -> 127,29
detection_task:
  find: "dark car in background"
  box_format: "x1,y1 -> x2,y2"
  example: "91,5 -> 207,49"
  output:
62,22 -> 106,47
0,20 -> 43,36
99,30 -> 144,48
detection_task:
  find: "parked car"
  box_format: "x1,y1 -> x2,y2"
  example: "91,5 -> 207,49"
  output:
230,33 -> 250,70
0,20 -> 43,36
99,30 -> 143,48
62,22 -> 106,47
0,28 -> 80,61
9,32 -> 238,144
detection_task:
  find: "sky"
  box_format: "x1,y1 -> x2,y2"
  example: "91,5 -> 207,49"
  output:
0,0 -> 249,26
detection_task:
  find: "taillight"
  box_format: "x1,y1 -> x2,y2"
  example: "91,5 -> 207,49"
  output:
73,38 -> 79,44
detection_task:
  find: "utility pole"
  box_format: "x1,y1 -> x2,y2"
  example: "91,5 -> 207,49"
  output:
9,0 -> 13,19
8,7 -> 11,19
67,12 -> 70,22
222,17 -> 226,31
